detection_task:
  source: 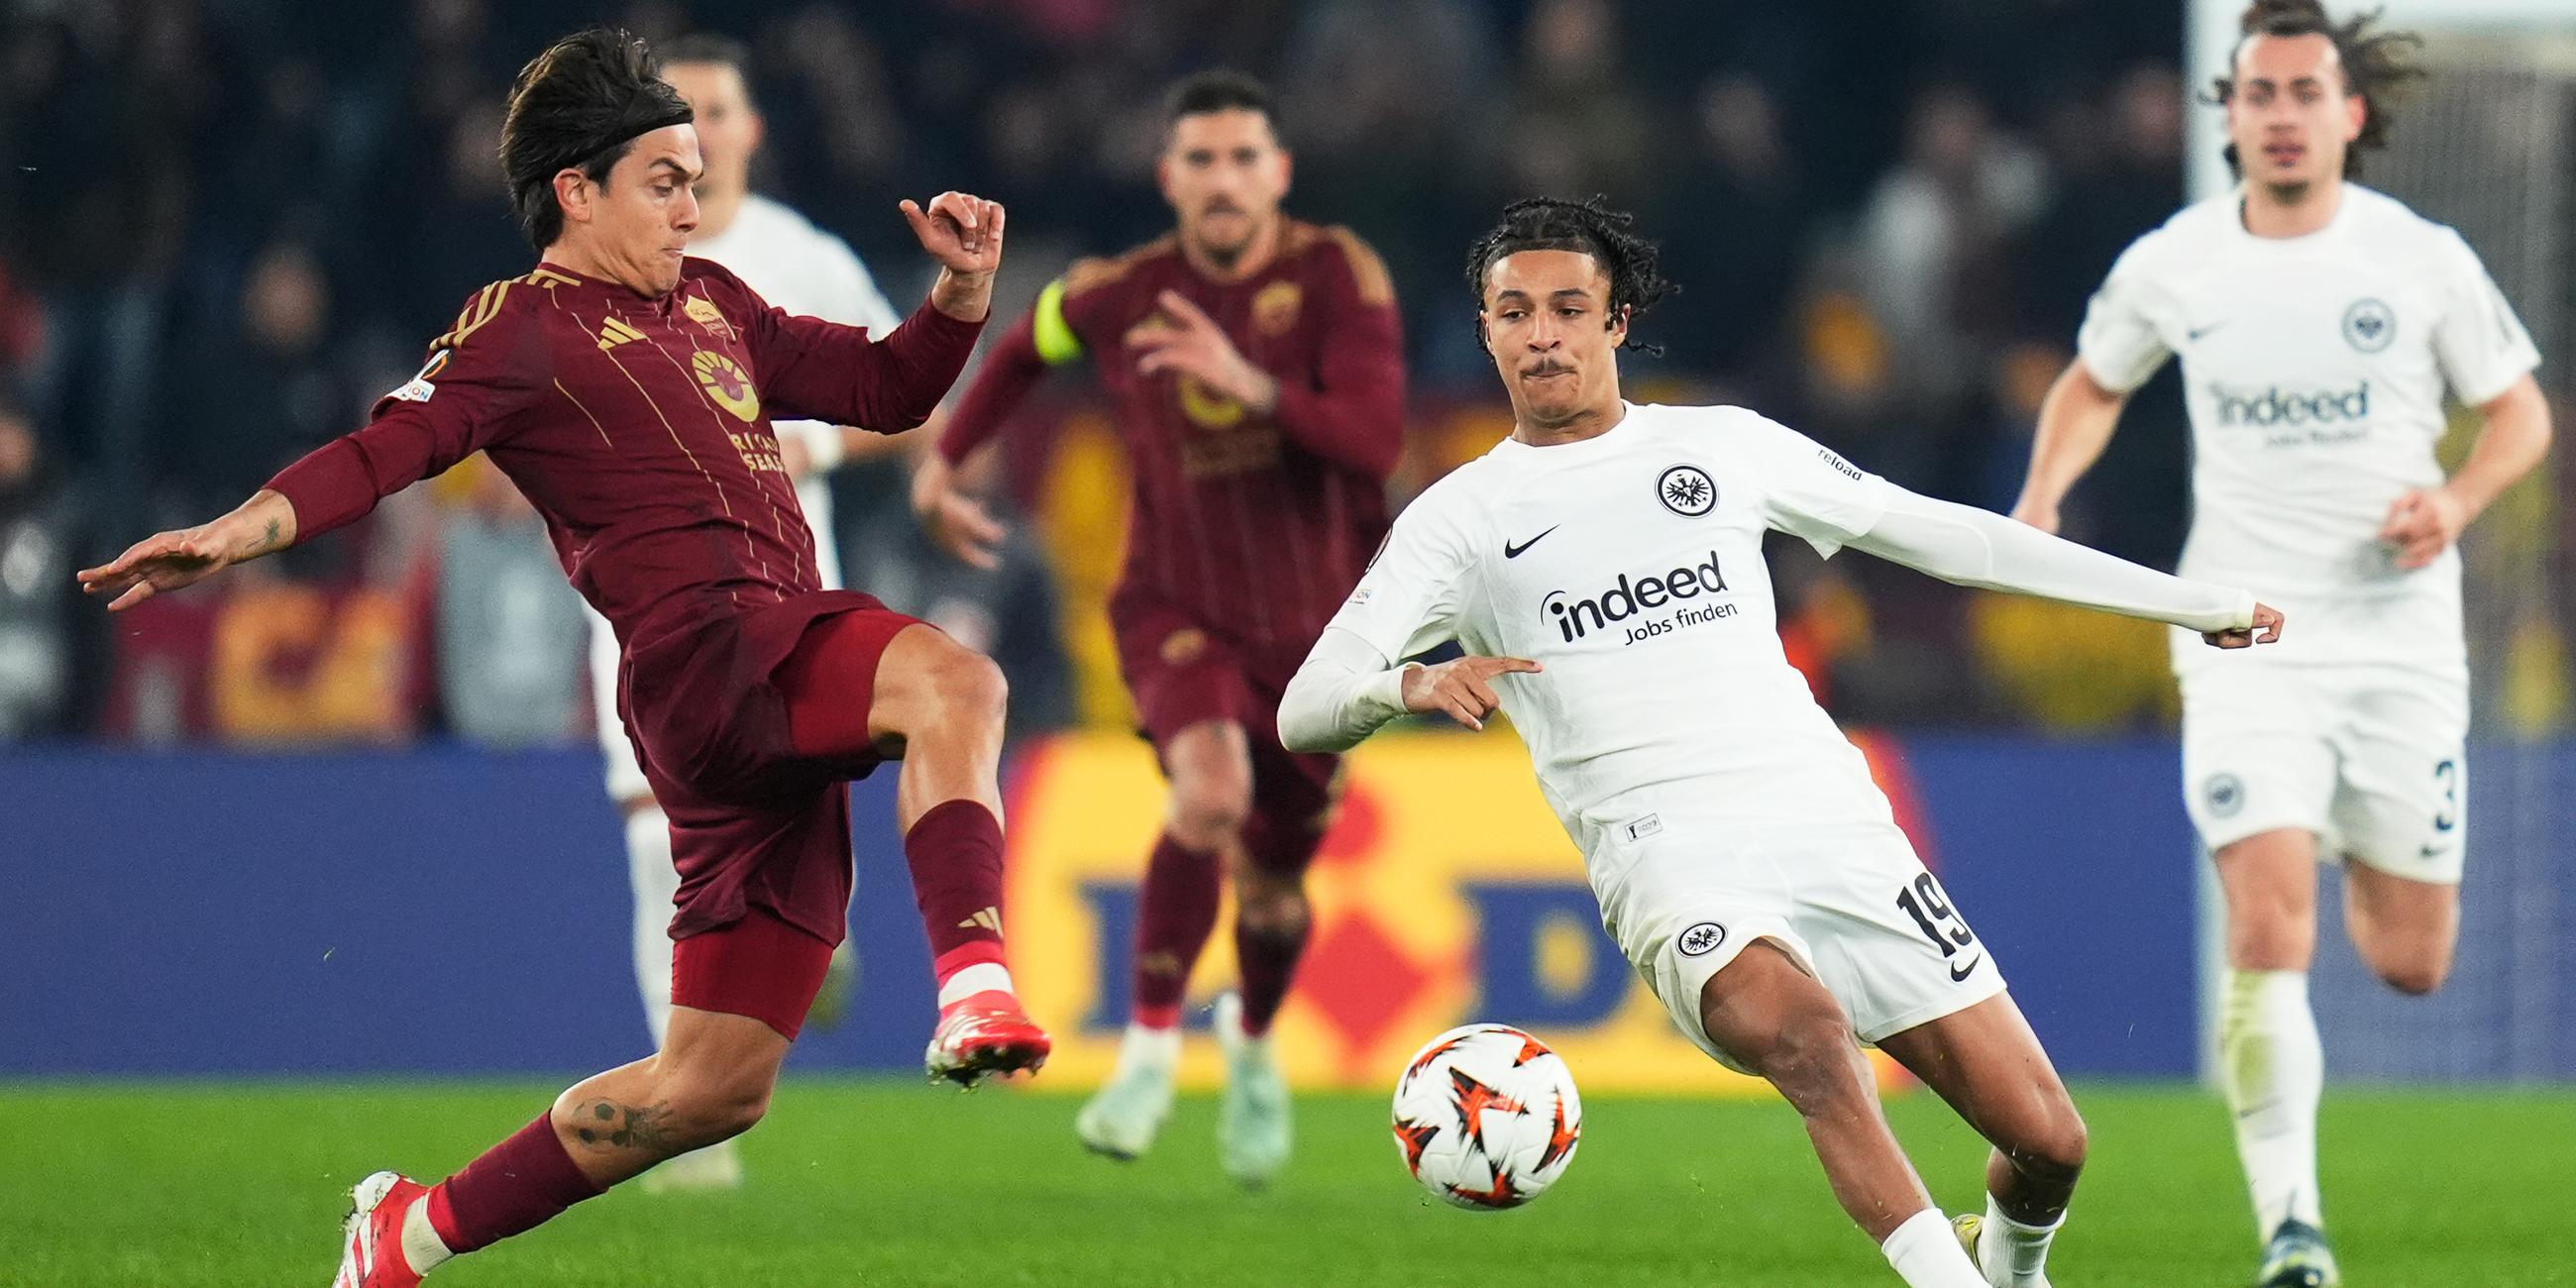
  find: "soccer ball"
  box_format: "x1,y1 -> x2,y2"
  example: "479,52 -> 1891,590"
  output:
1389,1022 -> 1582,1210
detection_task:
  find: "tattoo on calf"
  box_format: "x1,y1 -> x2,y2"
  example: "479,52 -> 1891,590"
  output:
569,1099 -> 674,1152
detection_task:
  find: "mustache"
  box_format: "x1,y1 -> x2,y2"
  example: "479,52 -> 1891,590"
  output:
1202,199 -> 1246,216
1523,361 -> 1574,376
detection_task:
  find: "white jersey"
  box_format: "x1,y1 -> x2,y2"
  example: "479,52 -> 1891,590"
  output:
2077,184 -> 2539,672
590,194 -> 901,801
1325,402 -> 1900,856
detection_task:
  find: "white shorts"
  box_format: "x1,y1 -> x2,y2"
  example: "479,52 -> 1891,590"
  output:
1589,813 -> 2007,1075
2180,660 -> 2467,883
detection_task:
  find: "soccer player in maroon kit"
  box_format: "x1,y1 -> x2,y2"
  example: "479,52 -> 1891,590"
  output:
77,31 -> 1048,1286
914,70 -> 1404,1185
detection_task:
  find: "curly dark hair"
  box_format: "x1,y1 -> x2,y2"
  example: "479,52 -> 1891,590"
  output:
1464,195 -> 1676,356
501,29 -> 695,252
2212,0 -> 2425,179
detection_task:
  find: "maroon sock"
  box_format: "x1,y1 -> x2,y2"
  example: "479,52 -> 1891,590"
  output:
1131,833 -> 1223,1028
1233,809 -> 1324,1036
425,1114 -> 604,1255
905,800 -> 1009,987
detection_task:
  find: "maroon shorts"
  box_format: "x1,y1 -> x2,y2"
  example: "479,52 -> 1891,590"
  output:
621,591 -> 926,956
1110,600 -> 1343,871
670,906 -> 837,1040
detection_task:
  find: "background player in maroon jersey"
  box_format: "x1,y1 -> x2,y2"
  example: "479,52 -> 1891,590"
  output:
76,30 -> 1046,1286
915,70 -> 1405,1186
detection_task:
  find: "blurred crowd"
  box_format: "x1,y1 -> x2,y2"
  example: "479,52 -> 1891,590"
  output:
0,0 -> 2399,745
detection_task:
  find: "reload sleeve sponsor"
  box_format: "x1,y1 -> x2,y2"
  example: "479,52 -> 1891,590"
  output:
1740,414 -> 1896,558
268,281 -> 545,540
2429,228 -> 2541,405
2075,238 -> 2174,395
1325,483 -> 1477,663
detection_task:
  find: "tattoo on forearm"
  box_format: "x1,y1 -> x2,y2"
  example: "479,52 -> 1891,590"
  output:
569,1099 -> 674,1152
255,517 -> 281,555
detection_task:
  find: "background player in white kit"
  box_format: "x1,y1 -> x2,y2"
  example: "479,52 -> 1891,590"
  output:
2012,5 -> 2552,1284
588,34 -> 906,1193
1281,196 -> 2283,1288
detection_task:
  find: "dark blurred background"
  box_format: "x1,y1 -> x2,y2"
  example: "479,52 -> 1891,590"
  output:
0,0 -> 2558,750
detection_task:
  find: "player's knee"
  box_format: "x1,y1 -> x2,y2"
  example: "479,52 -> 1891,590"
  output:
2013,1104 -> 2089,1182
924,647 -> 1009,729
2366,947 -> 2450,997
1752,1012 -> 1867,1118
1234,873 -> 1309,939
1167,777 -> 1252,848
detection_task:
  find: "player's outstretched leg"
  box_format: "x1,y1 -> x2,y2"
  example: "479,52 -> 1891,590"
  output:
332,1007 -> 791,1286
2211,829 -> 2339,1287
622,802 -> 745,1193
1698,941 -> 1988,1288
850,622 -> 1050,1084
1876,992 -> 2089,1288
1080,721 -> 1243,1157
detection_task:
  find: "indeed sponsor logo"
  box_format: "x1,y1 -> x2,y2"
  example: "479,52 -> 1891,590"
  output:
1543,552 -> 1734,643
2212,380 -> 2370,427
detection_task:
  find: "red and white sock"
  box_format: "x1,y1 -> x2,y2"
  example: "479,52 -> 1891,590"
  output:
906,800 -> 1018,1009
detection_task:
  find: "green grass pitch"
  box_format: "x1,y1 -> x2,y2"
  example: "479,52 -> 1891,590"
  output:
5,1081 -> 2569,1286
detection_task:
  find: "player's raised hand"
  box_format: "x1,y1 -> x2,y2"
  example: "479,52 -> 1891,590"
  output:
911,453 -> 1009,571
2378,485 -> 2467,570
1400,654 -> 1544,731
902,192 -> 1006,276
1127,289 -> 1279,412
2201,602 -> 2284,650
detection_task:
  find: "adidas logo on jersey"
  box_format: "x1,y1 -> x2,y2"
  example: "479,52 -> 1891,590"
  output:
2213,380 -> 2370,428
1543,552 -> 1733,643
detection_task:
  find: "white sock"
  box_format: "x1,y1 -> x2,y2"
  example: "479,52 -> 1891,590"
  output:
2220,969 -> 2324,1238
937,962 -> 1015,1007
1881,1208 -> 1988,1288
1117,1022 -> 1182,1074
624,805 -> 679,1048
1977,1195 -> 2063,1287
399,1195 -> 454,1274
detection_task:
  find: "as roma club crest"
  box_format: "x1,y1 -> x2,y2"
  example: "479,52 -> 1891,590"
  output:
1253,279 -> 1302,336
684,295 -> 737,342
692,351 -> 762,423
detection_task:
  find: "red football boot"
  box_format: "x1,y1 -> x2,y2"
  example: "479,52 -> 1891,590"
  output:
331,1171 -> 431,1287
924,989 -> 1052,1087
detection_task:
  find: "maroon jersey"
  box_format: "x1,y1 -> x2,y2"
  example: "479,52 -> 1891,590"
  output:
269,260 -> 980,658
939,219 -> 1404,659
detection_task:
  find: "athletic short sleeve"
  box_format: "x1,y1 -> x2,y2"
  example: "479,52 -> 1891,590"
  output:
1325,483 -> 1478,662
1737,413 -> 1896,559
2429,228 -> 2541,406
2075,239 -> 2175,395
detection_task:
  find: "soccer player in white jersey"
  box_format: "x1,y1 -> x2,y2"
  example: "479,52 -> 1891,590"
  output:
2012,6 -> 2552,1283
1281,195 -> 2283,1288
585,34 -> 906,1193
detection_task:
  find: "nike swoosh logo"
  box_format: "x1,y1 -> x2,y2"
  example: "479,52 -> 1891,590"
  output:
1949,953 -> 1985,982
2188,320 -> 2231,341
1504,525 -> 1559,559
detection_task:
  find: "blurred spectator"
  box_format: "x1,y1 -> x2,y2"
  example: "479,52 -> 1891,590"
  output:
434,456 -> 589,748
1496,0 -> 1650,205
0,397 -> 75,738
1655,74 -> 1810,401
164,239 -> 368,519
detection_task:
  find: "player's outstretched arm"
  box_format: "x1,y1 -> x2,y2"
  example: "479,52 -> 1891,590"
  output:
1279,628 -> 1542,752
2379,373 -> 2552,570
1848,486 -> 2284,650
76,488 -> 299,611
2011,359 -> 2129,534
